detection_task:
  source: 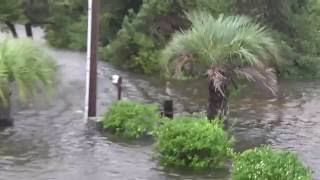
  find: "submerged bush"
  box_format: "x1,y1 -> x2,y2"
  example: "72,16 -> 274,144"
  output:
154,117 -> 233,169
102,100 -> 159,139
232,146 -> 312,180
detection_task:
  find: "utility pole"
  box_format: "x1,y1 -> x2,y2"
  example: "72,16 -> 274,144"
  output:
85,0 -> 100,120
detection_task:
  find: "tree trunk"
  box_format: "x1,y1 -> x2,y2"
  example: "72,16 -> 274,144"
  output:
0,98 -> 12,127
25,23 -> 33,38
5,21 -> 18,38
207,67 -> 230,120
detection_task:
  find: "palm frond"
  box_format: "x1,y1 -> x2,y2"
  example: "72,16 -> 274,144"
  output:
233,67 -> 278,96
0,38 -> 57,105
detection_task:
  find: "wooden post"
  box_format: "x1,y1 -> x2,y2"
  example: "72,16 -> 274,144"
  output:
85,0 -> 100,119
0,104 -> 12,127
163,100 -> 173,118
0,93 -> 13,127
117,77 -> 122,100
25,23 -> 33,38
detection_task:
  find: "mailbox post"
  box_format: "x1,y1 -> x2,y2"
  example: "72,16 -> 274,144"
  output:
112,75 -> 122,100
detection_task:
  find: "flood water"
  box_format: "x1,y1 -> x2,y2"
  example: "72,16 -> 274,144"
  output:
0,27 -> 320,180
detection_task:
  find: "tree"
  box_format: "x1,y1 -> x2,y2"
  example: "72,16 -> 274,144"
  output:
0,38 -> 57,126
42,0 -> 87,49
161,12 -> 281,119
0,0 -> 27,37
0,0 -> 49,38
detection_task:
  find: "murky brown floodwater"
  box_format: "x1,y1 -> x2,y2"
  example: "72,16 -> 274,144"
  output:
0,26 -> 319,180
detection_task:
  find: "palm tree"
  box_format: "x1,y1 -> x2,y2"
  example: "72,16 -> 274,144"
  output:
161,12 -> 281,120
0,38 -> 57,126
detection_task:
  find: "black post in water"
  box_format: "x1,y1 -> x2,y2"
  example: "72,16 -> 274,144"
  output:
117,77 -> 122,100
88,0 -> 100,117
164,100 -> 173,119
25,23 -> 33,38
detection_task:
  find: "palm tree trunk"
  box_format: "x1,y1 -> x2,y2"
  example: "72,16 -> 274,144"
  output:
0,98 -> 12,127
207,67 -> 230,120
5,21 -> 18,38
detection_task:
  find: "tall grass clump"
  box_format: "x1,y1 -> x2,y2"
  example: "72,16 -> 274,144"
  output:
0,38 -> 56,105
102,100 -> 159,139
232,146 -> 312,180
154,117 -> 233,169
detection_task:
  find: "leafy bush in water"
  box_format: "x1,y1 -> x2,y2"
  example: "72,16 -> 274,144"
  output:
102,100 -> 159,139
232,146 -> 312,180
154,117 -> 233,169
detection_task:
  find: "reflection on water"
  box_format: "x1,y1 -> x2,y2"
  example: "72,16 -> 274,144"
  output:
0,27 -> 320,180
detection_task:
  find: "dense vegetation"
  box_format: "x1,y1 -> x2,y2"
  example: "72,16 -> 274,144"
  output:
232,146 -> 312,180
1,0 -> 319,78
0,1 -> 316,178
154,117 -> 233,169
102,100 -> 159,139
46,0 -> 320,78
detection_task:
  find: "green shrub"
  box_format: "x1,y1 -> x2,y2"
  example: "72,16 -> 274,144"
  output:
102,100 -> 159,139
232,146 -> 312,180
154,117 -> 233,169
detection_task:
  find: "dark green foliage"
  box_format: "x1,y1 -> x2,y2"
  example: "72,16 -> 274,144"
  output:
232,146 -> 312,180
102,100 -> 159,139
154,117 -> 233,169
99,0 -> 170,74
43,0 -> 87,50
43,0 -> 139,51
100,12 -> 161,74
0,0 -> 26,23
233,0 -> 320,79
44,15 -> 87,50
67,16 -> 87,50
25,0 -> 50,23
100,0 -> 230,74
100,0 -> 142,44
16,0 -> 320,78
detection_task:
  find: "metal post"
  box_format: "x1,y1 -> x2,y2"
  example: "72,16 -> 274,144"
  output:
85,0 -> 100,119
163,100 -> 173,118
